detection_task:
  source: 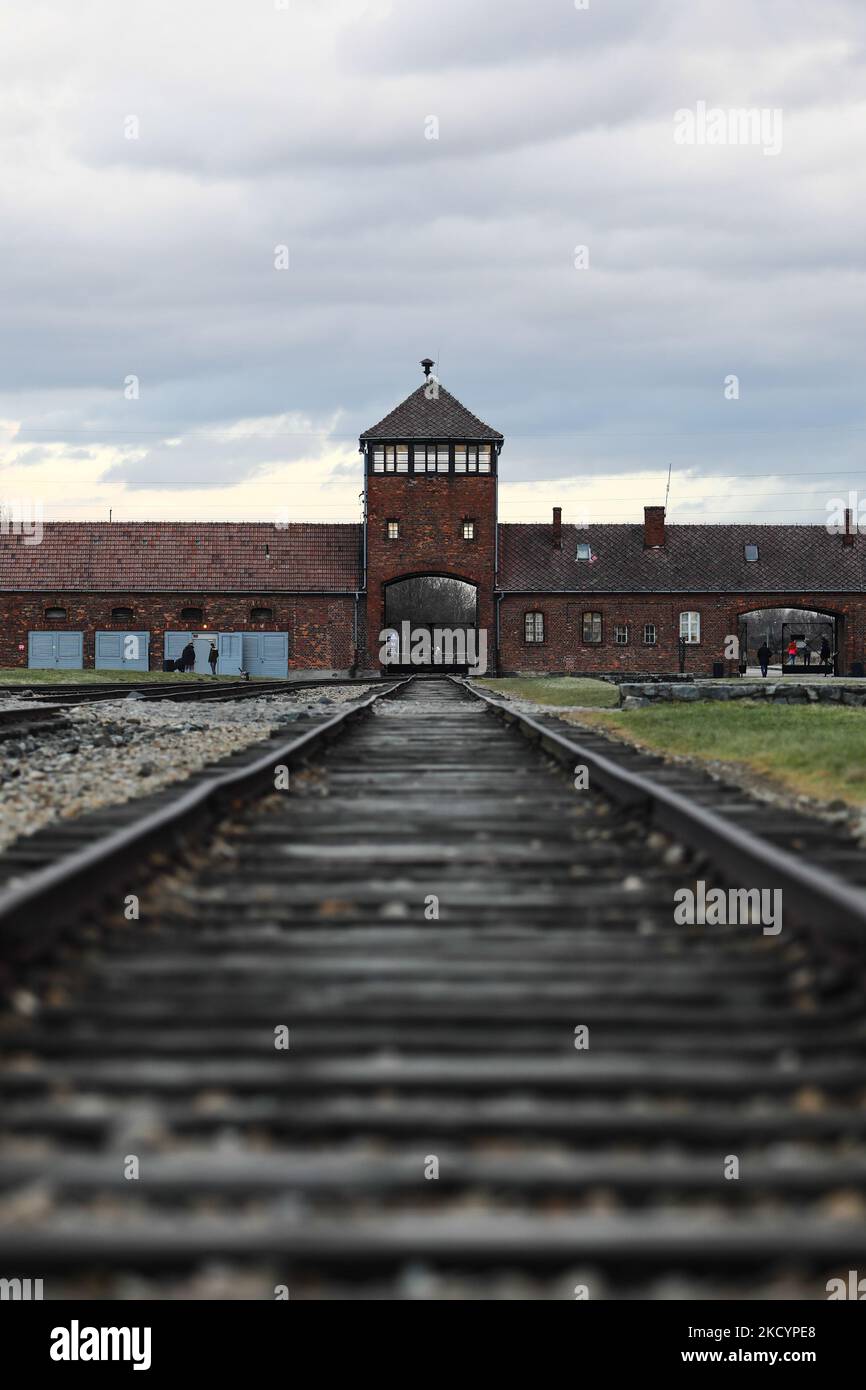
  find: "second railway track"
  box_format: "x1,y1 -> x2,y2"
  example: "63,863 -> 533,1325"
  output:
0,676 -> 865,1299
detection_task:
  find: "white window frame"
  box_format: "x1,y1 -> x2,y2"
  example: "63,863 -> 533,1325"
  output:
679,611 -> 701,644
524,612 -> 544,644
462,520 -> 475,540
386,520 -> 400,540
613,624 -> 628,646
643,623 -> 657,646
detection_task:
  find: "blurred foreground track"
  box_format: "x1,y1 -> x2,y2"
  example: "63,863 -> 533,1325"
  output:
1,678 -> 865,1300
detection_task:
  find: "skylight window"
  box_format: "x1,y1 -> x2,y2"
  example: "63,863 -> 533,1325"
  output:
744,544 -> 759,562
576,542 -> 591,560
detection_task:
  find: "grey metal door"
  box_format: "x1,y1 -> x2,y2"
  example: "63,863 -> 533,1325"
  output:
28,631 -> 84,669
95,631 -> 150,671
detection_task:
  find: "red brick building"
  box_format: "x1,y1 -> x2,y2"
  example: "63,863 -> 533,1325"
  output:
1,365 -> 864,676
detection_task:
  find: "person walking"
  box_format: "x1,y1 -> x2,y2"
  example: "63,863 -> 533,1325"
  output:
208,640 -> 219,676
820,635 -> 832,673
179,638 -> 197,674
787,639 -> 797,668
757,641 -> 772,678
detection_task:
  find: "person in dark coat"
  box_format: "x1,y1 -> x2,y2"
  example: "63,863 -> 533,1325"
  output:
208,640 -> 219,676
179,640 -> 197,673
757,641 -> 772,678
820,635 -> 832,673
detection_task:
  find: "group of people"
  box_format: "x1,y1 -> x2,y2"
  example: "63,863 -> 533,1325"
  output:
755,635 -> 832,677
175,637 -> 219,675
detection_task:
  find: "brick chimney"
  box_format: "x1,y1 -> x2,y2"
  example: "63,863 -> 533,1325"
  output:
552,506 -> 562,549
644,505 -> 665,548
843,507 -> 855,547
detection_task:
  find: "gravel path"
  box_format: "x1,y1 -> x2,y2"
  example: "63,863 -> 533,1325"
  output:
0,685 -> 373,854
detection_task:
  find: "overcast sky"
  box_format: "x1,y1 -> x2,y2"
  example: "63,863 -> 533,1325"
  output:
1,0 -> 865,526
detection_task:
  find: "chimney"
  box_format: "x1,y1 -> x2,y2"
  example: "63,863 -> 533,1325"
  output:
552,506 -> 562,549
644,505 -> 665,548
843,507 -> 855,547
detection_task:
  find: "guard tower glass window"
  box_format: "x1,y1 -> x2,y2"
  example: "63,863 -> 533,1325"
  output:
582,611 -> 602,644
387,520 -> 400,540
679,611 -> 701,643
436,443 -> 449,472
454,443 -> 492,474
462,520 -> 475,540
372,445 -> 409,473
524,612 -> 544,643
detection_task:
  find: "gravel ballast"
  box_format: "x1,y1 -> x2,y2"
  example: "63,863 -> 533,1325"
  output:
0,685 -> 373,854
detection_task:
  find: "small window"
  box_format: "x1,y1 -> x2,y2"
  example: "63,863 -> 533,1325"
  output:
582,611 -> 602,644
614,624 -> 628,645
387,520 -> 400,540
181,606 -> 203,623
524,612 -> 544,643
251,606 -> 273,623
744,543 -> 759,562
679,611 -> 701,644
478,444 -> 491,473
462,520 -> 475,540
643,623 -> 657,645
576,542 -> 591,561
436,443 -> 449,472
111,607 -> 134,623
44,606 -> 67,621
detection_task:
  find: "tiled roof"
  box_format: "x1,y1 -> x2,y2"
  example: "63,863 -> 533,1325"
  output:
498,523 -> 866,593
0,523 -> 361,592
360,383 -> 504,441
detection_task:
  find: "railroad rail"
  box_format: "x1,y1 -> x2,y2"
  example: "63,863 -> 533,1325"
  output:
0,676 -> 865,1298
1,675 -> 365,708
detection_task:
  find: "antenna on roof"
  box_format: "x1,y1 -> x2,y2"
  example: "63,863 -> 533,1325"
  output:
664,460 -> 672,513
109,509 -> 112,523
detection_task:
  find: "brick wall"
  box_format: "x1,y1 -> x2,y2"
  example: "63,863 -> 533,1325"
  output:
0,592 -> 357,671
498,592 -> 866,676
364,473 -> 497,664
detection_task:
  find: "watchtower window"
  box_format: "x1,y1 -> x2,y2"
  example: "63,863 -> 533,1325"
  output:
372,445 -> 409,473
455,443 -> 491,474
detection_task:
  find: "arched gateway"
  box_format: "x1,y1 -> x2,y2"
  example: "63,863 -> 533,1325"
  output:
382,574 -> 479,671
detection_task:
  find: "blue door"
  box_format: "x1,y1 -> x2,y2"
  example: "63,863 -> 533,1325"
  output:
28,632 -> 84,669
217,632 -> 244,676
241,633 -> 289,678
95,631 -> 150,671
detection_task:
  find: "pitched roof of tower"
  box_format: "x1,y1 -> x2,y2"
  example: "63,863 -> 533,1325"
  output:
360,383 -> 504,442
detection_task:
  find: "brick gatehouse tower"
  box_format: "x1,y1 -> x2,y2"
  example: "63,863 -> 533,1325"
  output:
360,358 -> 503,670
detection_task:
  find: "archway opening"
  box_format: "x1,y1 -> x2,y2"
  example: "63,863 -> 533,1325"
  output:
383,575 -> 479,671
738,606 -> 841,677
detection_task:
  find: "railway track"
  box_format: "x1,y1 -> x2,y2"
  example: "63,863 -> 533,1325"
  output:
0,676 -> 865,1299
1,676 -> 357,709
